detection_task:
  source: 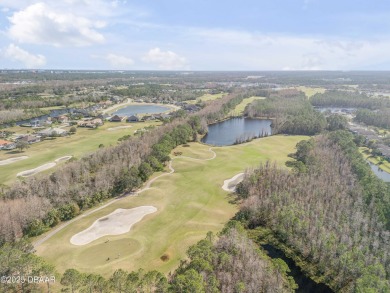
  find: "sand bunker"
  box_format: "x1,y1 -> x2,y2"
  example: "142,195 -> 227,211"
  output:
70,206 -> 157,245
16,163 -> 56,177
55,156 -> 72,163
0,156 -> 28,166
107,125 -> 132,131
222,173 -> 244,192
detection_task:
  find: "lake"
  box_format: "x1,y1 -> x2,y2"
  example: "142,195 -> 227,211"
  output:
112,104 -> 171,116
367,161 -> 390,182
201,117 -> 272,146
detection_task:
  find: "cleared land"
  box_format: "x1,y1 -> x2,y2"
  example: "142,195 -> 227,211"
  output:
0,121 -> 161,185
35,135 -> 308,277
229,96 -> 266,116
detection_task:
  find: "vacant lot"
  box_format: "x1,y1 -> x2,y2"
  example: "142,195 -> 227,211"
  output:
35,135 -> 307,277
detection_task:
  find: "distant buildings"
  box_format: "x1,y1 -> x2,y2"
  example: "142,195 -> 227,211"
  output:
37,128 -> 68,137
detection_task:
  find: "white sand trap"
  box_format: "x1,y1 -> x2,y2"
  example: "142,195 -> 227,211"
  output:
70,206 -> 157,246
55,156 -> 72,163
107,125 -> 133,131
222,173 -> 245,192
16,162 -> 57,177
0,156 -> 28,166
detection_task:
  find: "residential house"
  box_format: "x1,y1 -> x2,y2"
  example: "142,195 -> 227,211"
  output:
110,115 -> 126,122
18,135 -> 41,144
127,115 -> 140,122
0,140 -> 16,150
37,127 -> 68,137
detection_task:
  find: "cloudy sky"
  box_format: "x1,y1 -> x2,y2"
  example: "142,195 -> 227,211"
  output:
0,0 -> 389,70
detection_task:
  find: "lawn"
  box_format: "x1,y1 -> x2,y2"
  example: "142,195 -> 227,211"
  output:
35,135 -> 308,277
229,96 -> 266,116
0,121 -> 161,185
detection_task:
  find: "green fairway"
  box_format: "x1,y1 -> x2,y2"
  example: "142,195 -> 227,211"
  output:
360,147 -> 390,173
186,93 -> 225,104
0,121 -> 161,185
295,86 -> 326,98
229,96 -> 266,116
35,135 -> 308,277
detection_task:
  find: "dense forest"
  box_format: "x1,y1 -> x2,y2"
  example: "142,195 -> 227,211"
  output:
355,108 -> 390,129
311,90 -> 390,109
236,132 -> 390,292
244,89 -> 327,135
0,225 -> 294,293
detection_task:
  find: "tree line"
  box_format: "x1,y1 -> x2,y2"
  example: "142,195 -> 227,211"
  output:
355,108 -> 390,129
235,132 -> 390,292
311,90 -> 390,109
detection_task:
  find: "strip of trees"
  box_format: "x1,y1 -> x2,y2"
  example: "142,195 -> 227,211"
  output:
236,132 -> 390,292
355,108 -> 390,129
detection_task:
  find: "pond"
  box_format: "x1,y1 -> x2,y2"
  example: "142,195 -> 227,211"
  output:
367,161 -> 390,182
201,117 -> 272,146
261,244 -> 333,293
112,104 -> 171,116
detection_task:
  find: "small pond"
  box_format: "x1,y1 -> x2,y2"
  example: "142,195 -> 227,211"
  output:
367,161 -> 390,182
262,244 -> 333,293
201,117 -> 272,146
112,104 -> 171,116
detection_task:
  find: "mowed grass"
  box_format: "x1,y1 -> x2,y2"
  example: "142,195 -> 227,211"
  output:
35,135 -> 308,277
360,147 -> 390,173
0,121 -> 161,185
186,93 -> 225,104
229,96 -> 266,116
295,86 -> 326,98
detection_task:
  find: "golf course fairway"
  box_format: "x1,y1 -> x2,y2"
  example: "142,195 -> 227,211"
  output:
35,135 -> 308,277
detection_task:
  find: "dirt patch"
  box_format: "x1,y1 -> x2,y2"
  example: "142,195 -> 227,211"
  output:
222,173 -> 244,192
0,156 -> 28,166
16,163 -> 57,177
70,206 -> 157,246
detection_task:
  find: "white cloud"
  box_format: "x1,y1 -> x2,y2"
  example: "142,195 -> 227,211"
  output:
7,2 -> 105,46
105,53 -> 134,69
3,43 -> 46,68
142,48 -> 188,70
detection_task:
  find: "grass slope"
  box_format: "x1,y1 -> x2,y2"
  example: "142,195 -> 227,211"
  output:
229,96 -> 266,116
0,121 -> 161,185
35,135 -> 308,277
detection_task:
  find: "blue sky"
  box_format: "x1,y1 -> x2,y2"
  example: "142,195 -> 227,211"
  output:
0,0 -> 389,70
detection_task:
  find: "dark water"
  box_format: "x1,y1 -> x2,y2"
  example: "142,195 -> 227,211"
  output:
113,104 -> 170,116
201,117 -> 272,146
261,244 -> 333,293
367,161 -> 390,182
